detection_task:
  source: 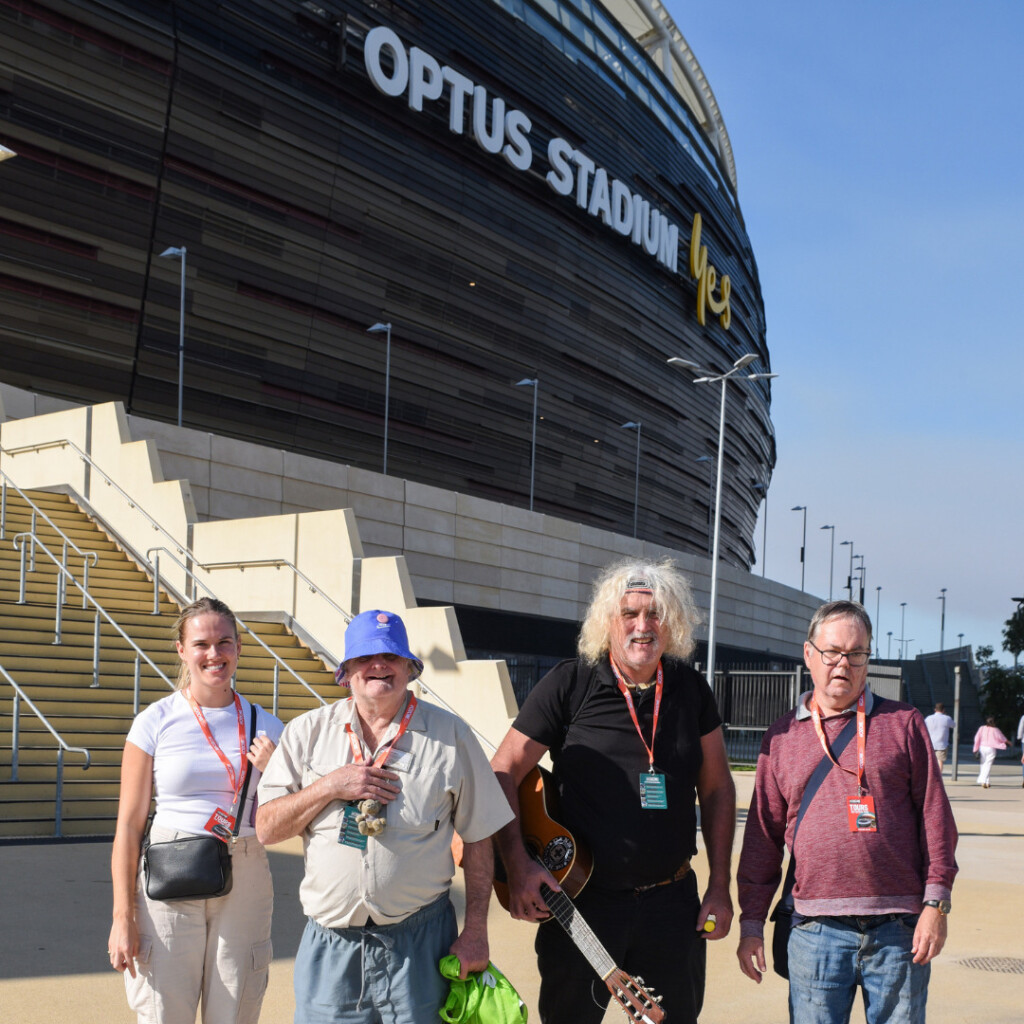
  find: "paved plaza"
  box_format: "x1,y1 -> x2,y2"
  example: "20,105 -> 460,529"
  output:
1,761 -> 1020,1024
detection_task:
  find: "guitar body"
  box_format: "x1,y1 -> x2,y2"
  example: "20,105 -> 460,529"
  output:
493,765 -> 592,912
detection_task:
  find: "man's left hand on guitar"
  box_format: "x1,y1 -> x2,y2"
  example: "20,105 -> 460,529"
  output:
507,857 -> 561,923
697,882 -> 734,940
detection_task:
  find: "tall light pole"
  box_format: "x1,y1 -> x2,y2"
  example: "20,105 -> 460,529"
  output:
791,505 -> 807,590
159,246 -> 187,427
621,421 -> 642,538
938,587 -> 947,652
514,378 -> 538,511
696,456 -> 714,555
899,601 -> 907,660
853,554 -> 865,604
753,481 -> 767,577
957,632 -> 964,651
875,586 -> 882,658
366,322 -> 392,474
668,353 -> 778,686
839,539 -> 855,600
820,525 -> 835,600
887,631 -> 893,659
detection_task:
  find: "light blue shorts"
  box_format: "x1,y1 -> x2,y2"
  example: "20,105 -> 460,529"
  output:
294,894 -> 457,1023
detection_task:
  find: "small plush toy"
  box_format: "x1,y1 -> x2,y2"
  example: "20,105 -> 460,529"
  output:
355,799 -> 386,836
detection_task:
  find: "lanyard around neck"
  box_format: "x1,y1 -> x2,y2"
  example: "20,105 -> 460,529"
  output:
185,689 -> 246,797
809,690 -> 867,795
346,693 -> 418,768
610,658 -> 663,771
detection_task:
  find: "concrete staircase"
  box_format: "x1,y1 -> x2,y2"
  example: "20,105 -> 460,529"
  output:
0,489 -> 341,838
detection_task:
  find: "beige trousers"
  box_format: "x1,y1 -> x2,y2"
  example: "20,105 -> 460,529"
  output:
126,828 -> 274,1024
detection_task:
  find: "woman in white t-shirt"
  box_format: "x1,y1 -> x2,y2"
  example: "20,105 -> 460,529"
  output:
107,597 -> 284,1024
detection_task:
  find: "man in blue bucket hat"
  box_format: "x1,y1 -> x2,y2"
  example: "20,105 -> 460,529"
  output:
258,609 -> 513,1023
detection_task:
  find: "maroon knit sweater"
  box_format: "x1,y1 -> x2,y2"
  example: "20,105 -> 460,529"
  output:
737,691 -> 958,938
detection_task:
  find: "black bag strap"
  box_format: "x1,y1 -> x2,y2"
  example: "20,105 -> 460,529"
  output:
227,702 -> 259,838
774,696 -> 885,915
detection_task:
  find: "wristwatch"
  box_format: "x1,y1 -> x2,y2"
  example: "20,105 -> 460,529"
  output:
922,899 -> 951,915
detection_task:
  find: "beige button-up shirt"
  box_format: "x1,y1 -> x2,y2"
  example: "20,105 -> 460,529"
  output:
258,694 -> 512,929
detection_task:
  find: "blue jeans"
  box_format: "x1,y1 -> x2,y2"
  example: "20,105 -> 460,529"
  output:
788,915 -> 929,1024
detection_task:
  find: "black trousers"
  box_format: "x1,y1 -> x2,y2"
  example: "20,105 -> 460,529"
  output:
535,870 -> 705,1024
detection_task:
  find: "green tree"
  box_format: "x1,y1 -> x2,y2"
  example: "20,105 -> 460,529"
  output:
976,643 -> 1024,736
1003,607 -> 1024,670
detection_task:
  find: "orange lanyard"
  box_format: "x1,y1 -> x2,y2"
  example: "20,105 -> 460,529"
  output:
610,659 -> 663,772
186,690 -> 246,798
346,693 -> 418,767
810,690 -> 867,795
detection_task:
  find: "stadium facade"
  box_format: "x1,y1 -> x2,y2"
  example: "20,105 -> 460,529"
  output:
0,0 -> 773,567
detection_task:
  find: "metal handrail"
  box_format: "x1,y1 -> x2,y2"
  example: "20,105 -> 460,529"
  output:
0,661 -> 90,838
1,439 -> 187,558
202,558 -> 354,626
145,547 -> 328,715
12,531 -> 175,713
0,474 -> 99,609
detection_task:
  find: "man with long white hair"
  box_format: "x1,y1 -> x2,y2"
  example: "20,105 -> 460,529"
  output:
491,557 -> 735,1024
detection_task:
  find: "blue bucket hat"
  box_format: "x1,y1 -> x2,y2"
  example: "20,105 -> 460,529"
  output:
335,609 -> 424,685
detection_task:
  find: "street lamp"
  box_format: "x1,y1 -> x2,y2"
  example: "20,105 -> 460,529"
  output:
158,246 -> 187,427
791,505 -> 807,591
514,377 -> 539,511
887,630 -> 893,659
621,421 -> 642,538
668,353 -> 778,686
899,601 -> 907,660
957,632 -> 964,651
853,554 -> 865,604
875,586 -> 882,658
0,144 -> 16,162
820,525 -> 835,600
839,540 -> 855,600
938,588 -> 947,652
753,481 -> 767,578
366,322 -> 392,475
696,456 -> 714,555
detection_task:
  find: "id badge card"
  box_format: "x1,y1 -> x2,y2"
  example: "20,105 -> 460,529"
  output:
847,795 -> 877,832
639,771 -> 668,810
339,803 -> 368,849
204,807 -> 235,842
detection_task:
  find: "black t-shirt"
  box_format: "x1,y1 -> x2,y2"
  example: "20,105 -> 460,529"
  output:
513,655 -> 722,890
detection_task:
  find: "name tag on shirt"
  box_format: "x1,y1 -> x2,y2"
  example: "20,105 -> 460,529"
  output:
639,771 -> 668,810
847,795 -> 877,832
339,804 -> 368,849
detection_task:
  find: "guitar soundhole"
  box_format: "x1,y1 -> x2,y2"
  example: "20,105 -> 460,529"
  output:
541,836 -> 574,872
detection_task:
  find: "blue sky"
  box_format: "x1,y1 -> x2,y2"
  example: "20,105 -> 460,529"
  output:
667,1 -> 1023,662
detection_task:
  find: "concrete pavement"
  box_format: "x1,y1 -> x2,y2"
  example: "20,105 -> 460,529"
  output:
1,761 -> 1021,1024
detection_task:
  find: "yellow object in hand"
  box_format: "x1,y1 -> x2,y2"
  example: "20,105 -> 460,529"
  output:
703,915 -> 717,933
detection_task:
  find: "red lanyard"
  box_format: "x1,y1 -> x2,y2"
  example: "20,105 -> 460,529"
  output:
810,690 -> 867,795
610,659 -> 663,771
346,694 -> 418,767
186,690 -> 246,798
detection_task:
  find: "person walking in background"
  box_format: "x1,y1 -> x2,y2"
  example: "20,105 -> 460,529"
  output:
973,716 -> 1009,788
108,597 -> 283,1024
924,703 -> 955,774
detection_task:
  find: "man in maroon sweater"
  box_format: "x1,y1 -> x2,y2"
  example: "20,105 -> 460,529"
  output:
736,601 -> 957,1024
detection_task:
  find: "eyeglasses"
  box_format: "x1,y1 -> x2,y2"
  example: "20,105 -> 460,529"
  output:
808,641 -> 870,667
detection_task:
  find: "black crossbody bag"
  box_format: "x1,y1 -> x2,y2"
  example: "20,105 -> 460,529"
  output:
769,697 -> 884,978
142,703 -> 257,902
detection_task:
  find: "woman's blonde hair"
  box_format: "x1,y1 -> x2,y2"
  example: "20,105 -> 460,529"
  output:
577,557 -> 702,663
173,597 -> 239,690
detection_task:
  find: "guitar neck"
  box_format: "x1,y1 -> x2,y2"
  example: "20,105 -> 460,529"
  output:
541,883 -> 616,979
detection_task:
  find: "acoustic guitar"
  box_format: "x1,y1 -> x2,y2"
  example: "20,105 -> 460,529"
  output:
495,766 -> 666,1023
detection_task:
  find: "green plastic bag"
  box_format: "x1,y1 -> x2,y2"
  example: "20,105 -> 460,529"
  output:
438,955 -> 528,1024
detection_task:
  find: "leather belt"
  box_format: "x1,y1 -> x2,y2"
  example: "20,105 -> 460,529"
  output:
633,859 -> 691,895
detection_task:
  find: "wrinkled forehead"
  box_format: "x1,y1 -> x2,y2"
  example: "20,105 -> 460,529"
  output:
810,613 -> 870,646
